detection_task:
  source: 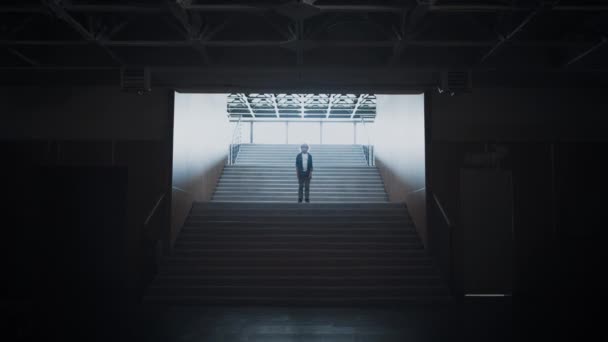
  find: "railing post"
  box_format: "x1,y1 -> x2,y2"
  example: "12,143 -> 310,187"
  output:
432,192 -> 457,297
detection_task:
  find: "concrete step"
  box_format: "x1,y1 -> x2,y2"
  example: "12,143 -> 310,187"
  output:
150,275 -> 443,287
233,164 -> 370,167
187,218 -> 405,224
218,176 -> 383,180
220,174 -> 380,178
190,208 -> 406,214
238,144 -> 363,148
236,156 -> 365,159
192,202 -> 405,209
169,249 -> 428,258
173,241 -> 424,250
145,285 -> 449,299
213,192 -> 388,198
143,295 -> 452,306
214,187 -> 387,193
236,154 -> 365,157
162,256 -> 434,267
215,181 -> 385,185
214,192 -> 387,196
146,158 -> 448,306
236,157 -> 366,161
210,197 -> 389,202
175,234 -> 421,243
186,213 -> 410,221
221,170 -> 379,174
189,207 -> 408,215
223,166 -> 375,169
233,164 -> 369,167
157,265 -> 439,276
180,226 -> 417,233
211,192 -> 387,196
213,187 -> 386,190
234,161 -> 367,164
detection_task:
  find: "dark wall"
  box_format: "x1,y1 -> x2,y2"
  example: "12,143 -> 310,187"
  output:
1,86 -> 174,305
2,84 -> 605,339
426,88 -> 607,338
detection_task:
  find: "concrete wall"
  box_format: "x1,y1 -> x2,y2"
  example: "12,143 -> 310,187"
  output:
372,94 -> 427,245
0,86 -> 169,140
0,86 -> 173,297
427,87 -> 608,296
171,93 -> 232,245
430,87 -> 608,142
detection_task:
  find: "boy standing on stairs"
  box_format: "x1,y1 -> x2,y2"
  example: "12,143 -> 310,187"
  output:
296,143 -> 313,203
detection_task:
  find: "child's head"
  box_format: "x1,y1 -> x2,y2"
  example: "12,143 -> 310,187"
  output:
300,143 -> 309,153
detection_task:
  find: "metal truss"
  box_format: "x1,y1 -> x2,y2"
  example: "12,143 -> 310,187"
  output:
2,1 -> 608,80
227,94 -> 376,121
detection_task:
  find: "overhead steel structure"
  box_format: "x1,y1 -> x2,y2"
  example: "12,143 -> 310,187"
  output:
227,94 -> 376,121
1,1 -> 608,88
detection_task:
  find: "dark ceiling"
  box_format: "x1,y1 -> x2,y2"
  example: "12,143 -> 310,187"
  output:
1,0 -> 608,89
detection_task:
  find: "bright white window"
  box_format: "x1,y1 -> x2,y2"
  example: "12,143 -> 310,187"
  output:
322,122 -> 355,144
288,122 -> 321,145
252,122 -> 286,144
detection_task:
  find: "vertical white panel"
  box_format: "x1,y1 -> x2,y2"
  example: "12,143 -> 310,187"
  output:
172,93 -> 232,245
373,94 -> 426,244
172,93 -> 231,200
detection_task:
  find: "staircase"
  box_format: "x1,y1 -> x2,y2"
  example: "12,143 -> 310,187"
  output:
145,144 -> 450,306
213,144 -> 387,203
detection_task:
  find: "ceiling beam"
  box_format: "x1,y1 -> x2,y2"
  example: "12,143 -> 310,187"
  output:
390,1 -> 437,66
3,3 -> 608,13
259,14 -> 293,40
4,65 -> 608,73
296,21 -> 304,66
326,94 -> 335,118
240,93 -> 255,118
564,36 -> 608,67
5,47 -> 40,66
167,0 -> 211,65
42,0 -> 124,65
2,13 -> 39,67
430,4 -> 608,12
299,94 -> 305,118
0,4 -> 402,13
2,39 -> 598,48
271,93 -> 280,117
351,94 -> 365,119
480,4 -> 546,63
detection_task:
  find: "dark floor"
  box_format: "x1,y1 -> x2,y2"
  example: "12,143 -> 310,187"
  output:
132,299 -> 512,342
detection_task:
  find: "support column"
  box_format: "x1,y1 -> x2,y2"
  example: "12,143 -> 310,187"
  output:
353,122 -> 357,144
249,121 -> 253,143
286,121 -> 289,144
320,121 -> 323,144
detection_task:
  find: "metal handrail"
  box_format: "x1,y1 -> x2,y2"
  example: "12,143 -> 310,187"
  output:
231,115 -> 243,145
360,118 -> 374,166
432,191 -> 456,296
228,115 -> 243,165
433,192 -> 453,229
171,186 -> 191,194
144,193 -> 165,227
